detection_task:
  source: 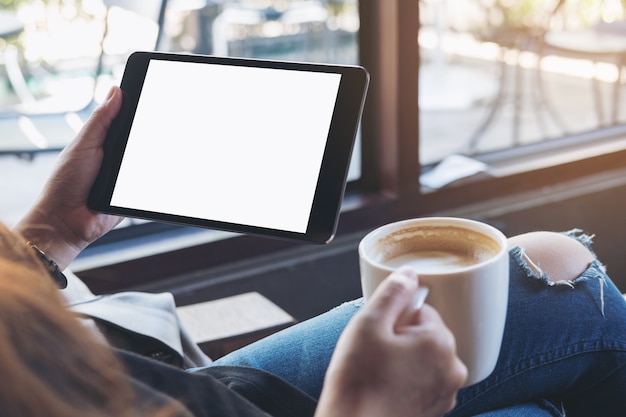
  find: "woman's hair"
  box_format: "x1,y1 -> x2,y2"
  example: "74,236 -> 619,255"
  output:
0,223 -> 176,417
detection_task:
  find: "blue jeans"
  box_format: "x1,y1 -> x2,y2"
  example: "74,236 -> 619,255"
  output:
210,233 -> 626,416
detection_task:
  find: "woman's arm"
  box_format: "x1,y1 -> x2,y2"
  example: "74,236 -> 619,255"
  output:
13,86 -> 124,270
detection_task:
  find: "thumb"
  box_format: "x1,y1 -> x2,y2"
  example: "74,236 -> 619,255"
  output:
366,266 -> 419,330
74,86 -> 123,149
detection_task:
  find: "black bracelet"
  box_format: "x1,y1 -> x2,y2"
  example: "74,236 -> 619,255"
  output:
26,242 -> 68,289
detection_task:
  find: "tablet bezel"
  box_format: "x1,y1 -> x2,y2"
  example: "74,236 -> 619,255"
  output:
88,51 -> 369,244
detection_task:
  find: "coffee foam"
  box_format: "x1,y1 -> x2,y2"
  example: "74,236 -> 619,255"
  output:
375,225 -> 501,266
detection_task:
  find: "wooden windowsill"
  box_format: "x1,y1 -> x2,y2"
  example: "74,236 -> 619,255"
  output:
176,292 -> 296,359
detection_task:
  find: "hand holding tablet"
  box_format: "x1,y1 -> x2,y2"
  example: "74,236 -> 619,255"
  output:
88,52 -> 369,243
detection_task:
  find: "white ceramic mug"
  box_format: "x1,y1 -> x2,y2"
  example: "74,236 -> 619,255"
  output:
358,217 -> 509,386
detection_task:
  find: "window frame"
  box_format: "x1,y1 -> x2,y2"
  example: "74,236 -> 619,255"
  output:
76,0 -> 626,294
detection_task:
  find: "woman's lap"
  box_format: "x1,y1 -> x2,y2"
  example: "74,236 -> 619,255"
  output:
210,233 -> 626,415
450,251 -> 626,416
210,297 -> 360,398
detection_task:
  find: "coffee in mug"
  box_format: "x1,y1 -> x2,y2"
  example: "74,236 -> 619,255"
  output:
359,217 -> 509,386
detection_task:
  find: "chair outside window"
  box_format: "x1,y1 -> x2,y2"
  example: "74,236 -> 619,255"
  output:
538,0 -> 626,128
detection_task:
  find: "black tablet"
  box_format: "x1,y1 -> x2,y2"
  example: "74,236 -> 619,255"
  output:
88,51 -> 369,244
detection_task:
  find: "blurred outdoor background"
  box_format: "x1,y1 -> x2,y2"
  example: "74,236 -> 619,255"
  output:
2,0 -> 626,225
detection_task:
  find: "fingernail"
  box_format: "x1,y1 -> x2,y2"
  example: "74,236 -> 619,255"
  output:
390,266 -> 419,292
396,265 -> 418,280
105,86 -> 116,102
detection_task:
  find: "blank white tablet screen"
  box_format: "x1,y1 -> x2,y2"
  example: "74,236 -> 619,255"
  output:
110,60 -> 341,233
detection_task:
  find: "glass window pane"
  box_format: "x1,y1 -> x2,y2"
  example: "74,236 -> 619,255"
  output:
419,0 -> 626,167
0,0 -> 360,227
208,0 -> 359,63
